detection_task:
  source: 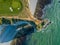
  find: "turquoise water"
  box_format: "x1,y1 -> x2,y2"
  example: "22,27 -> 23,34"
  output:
28,0 -> 60,45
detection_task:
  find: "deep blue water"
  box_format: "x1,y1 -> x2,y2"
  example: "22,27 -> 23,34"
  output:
0,20 -> 36,43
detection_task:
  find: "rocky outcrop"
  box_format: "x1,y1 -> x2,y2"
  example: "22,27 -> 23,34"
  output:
34,0 -> 52,20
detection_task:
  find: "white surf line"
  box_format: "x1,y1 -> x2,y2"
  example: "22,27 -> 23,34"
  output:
9,7 -> 13,12
0,40 -> 12,45
16,27 -> 22,31
28,0 -> 38,15
43,20 -> 51,28
16,24 -> 31,31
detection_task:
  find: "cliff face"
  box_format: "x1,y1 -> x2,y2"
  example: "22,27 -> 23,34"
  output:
34,0 -> 52,20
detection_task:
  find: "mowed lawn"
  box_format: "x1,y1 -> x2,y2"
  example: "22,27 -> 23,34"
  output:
0,0 -> 23,15
0,1 -> 11,14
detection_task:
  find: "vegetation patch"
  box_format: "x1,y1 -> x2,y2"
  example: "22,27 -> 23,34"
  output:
0,0 -> 23,15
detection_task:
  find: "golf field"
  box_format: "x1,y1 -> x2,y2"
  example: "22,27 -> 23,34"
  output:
0,0 -> 23,15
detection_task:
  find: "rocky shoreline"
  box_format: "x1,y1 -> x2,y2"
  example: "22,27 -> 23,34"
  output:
34,0 -> 52,20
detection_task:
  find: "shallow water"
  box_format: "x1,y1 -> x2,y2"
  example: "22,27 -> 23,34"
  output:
28,0 -> 60,45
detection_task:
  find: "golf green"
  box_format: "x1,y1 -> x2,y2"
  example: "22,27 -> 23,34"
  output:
0,0 -> 23,15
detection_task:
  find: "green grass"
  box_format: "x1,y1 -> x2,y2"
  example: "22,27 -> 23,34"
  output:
12,1 -> 21,9
0,0 -> 23,15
